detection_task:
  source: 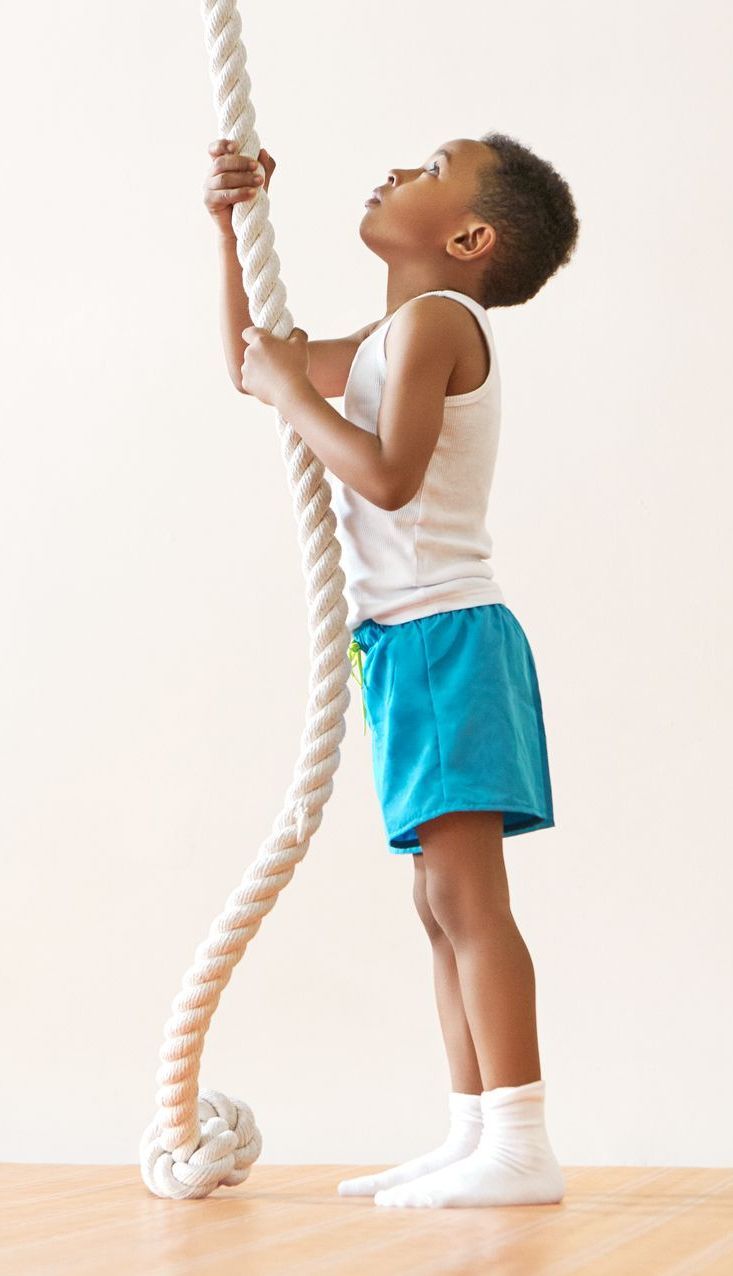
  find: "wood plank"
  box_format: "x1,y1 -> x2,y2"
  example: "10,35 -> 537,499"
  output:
0,1165 -> 731,1276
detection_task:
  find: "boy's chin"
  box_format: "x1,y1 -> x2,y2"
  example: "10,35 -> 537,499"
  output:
358,220 -> 388,259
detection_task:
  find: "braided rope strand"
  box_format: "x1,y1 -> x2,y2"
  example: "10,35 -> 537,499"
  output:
138,0 -> 353,1199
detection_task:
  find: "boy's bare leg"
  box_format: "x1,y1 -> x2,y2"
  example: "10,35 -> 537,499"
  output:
413,856 -> 483,1094
419,810 -> 540,1088
372,811 -> 564,1208
335,851 -> 483,1196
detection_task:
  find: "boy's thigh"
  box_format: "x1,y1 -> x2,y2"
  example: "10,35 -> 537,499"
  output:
415,810 -> 509,921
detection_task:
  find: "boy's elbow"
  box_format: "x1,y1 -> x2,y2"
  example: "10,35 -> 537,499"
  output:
380,492 -> 402,512
380,479 -> 414,511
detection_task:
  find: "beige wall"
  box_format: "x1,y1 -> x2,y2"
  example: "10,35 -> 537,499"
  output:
1,0 -> 731,1168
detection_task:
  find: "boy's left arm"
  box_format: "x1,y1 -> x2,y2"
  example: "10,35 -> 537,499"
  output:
276,376 -> 397,509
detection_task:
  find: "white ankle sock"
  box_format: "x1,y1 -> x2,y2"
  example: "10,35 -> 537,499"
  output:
337,1091 -> 482,1197
373,1078 -> 565,1208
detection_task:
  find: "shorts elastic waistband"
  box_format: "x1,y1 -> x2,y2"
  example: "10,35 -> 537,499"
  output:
352,603 -> 511,653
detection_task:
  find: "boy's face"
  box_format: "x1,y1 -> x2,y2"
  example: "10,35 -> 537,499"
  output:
359,137 -> 496,265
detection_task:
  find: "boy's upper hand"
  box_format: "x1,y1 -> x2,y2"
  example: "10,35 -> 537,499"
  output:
203,140 -> 276,237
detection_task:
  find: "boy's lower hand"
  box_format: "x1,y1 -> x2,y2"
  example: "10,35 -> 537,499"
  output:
240,326 -> 310,407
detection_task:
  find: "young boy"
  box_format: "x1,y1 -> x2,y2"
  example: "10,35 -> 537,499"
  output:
204,133 -> 579,1209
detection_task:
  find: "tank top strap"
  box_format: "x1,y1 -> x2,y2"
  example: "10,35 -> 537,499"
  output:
376,289 -> 492,364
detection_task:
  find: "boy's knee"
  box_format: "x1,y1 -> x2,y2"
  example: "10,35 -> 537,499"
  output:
412,865 -> 445,942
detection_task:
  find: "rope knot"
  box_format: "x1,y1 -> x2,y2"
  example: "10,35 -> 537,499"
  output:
139,1089 -> 263,1199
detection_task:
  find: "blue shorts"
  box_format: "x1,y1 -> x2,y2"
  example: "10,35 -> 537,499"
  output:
349,603 -> 555,853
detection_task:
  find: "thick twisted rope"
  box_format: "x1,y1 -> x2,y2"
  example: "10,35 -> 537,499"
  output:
138,0 -> 353,1199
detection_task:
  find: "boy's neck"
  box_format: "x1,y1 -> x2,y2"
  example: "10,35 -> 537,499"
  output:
383,266 -> 483,318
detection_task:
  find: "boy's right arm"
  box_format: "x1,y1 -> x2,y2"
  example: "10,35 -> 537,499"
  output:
298,321 -> 381,400
218,230 -> 378,398
207,137 -> 378,399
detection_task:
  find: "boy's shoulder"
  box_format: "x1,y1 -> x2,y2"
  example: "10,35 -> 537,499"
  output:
384,292 -> 481,365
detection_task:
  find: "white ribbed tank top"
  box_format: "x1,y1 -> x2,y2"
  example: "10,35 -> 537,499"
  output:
328,289 -> 506,633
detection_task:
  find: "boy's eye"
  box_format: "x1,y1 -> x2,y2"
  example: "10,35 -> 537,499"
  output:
424,161 -> 440,175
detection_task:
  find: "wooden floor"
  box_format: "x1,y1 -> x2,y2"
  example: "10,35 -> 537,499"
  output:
1,1164 -> 732,1275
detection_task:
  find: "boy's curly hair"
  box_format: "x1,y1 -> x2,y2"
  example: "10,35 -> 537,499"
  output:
471,132 -> 580,307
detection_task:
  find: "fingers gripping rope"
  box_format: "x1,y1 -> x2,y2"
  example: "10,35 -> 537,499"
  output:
138,0 -> 356,1200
